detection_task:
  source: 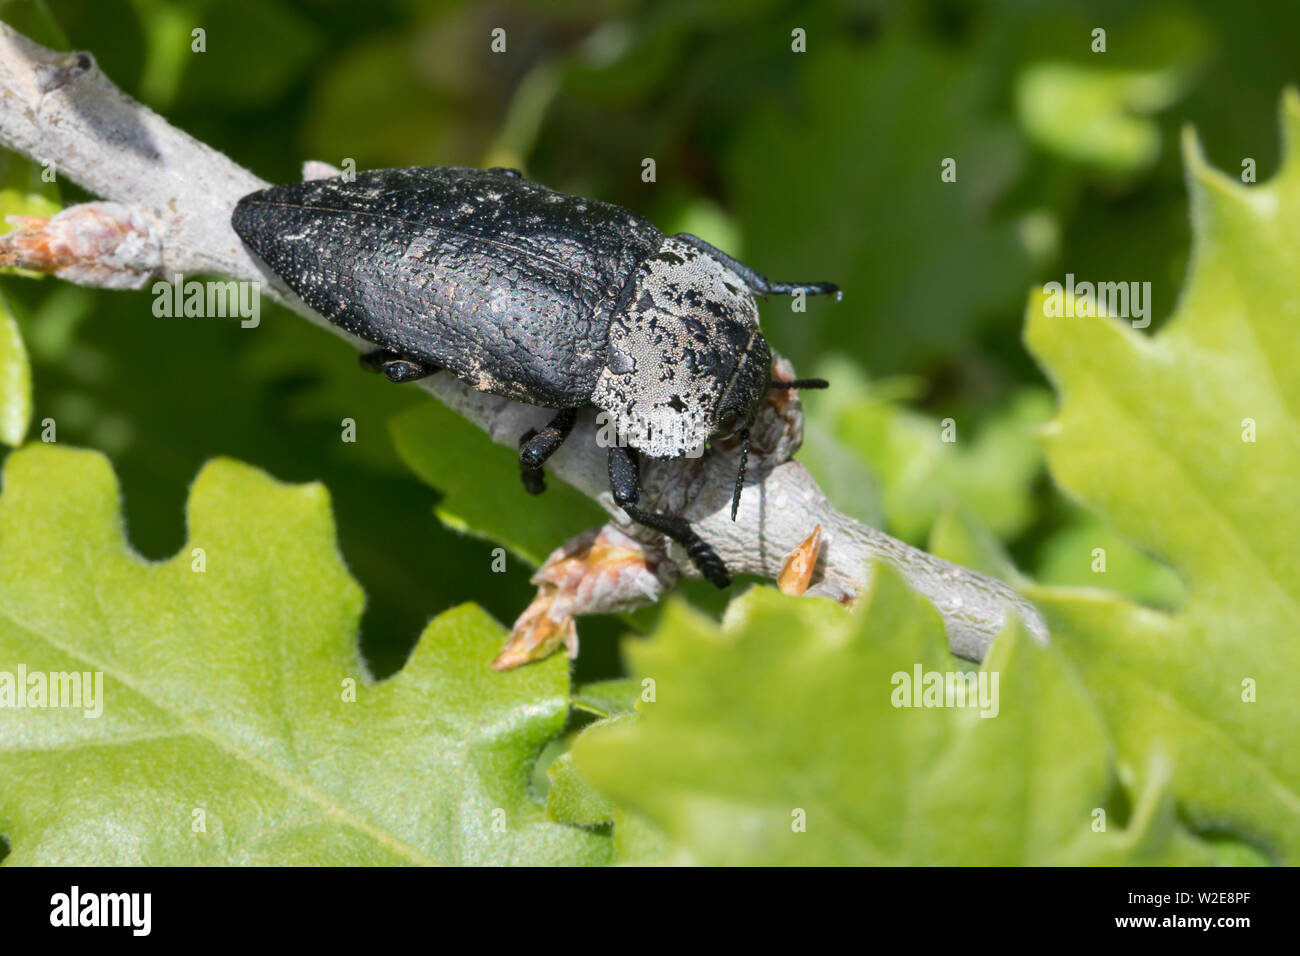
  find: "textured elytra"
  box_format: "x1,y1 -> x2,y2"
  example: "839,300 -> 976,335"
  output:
233,167 -> 774,457
233,167 -> 664,407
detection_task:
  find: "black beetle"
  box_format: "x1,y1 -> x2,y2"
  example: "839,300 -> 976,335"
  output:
232,166 -> 838,587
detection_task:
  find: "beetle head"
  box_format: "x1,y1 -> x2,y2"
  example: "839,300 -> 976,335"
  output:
591,237 -> 770,460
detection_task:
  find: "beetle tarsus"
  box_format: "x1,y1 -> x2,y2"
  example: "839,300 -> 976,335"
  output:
359,349 -> 440,383
518,408 -> 577,495
608,446 -> 732,588
622,503 -> 732,588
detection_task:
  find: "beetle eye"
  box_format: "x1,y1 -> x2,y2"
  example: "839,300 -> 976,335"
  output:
715,408 -> 742,437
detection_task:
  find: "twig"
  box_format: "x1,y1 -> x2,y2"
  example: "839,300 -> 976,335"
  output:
0,24 -> 1047,661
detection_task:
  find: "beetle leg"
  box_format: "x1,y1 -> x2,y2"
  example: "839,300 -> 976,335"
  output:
607,445 -> 732,588
359,349 -> 440,383
671,233 -> 841,300
518,408 -> 578,495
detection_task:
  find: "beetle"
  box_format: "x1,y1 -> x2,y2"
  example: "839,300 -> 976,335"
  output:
231,166 -> 839,587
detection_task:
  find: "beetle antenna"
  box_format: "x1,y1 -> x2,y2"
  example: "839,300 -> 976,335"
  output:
760,281 -> 842,301
731,429 -> 750,522
770,378 -> 830,390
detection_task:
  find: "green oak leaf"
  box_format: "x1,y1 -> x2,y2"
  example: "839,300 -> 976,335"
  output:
1033,510 -> 1186,610
390,401 -> 605,566
728,32 -> 1032,373
572,568 -> 1214,865
1015,5 -> 1205,174
0,292 -> 31,446
545,681 -> 646,829
927,501 -> 1187,612
926,501 -> 1021,583
173,0 -> 321,110
0,149 -> 59,223
804,372 -> 1052,546
543,715 -> 666,866
571,678 -> 641,719
546,741 -> 619,828
1022,92 -> 1300,863
1016,63 -> 1188,174
0,444 -> 608,865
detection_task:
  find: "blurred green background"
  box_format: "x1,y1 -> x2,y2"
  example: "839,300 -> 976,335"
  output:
0,0 -> 1292,680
